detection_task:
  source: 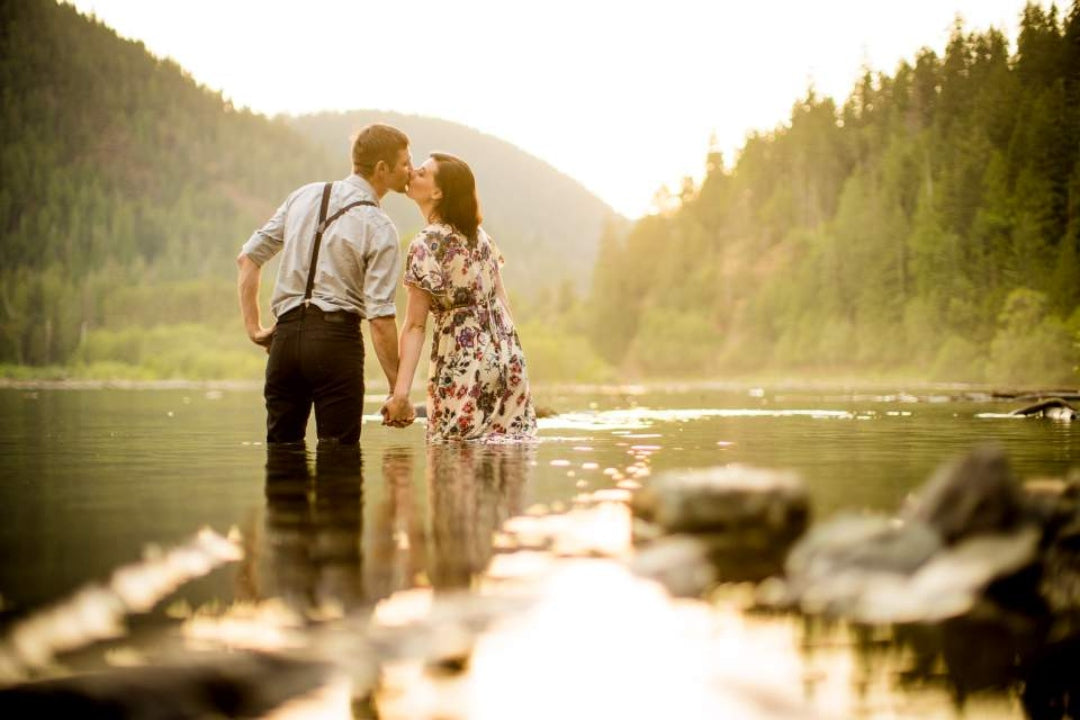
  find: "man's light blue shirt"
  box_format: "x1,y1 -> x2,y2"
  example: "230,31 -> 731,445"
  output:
241,174 -> 400,319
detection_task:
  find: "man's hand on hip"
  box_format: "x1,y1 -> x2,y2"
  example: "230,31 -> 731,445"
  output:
249,325 -> 275,353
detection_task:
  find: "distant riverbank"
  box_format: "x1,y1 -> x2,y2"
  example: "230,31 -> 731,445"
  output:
1,372 -> 1076,402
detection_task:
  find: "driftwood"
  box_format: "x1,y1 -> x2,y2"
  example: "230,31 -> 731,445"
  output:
1009,398 -> 1077,420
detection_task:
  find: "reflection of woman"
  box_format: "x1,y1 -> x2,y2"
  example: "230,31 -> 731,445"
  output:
382,153 -> 537,442
426,444 -> 530,589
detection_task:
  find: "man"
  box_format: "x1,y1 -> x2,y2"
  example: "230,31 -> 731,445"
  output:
237,123 -> 412,444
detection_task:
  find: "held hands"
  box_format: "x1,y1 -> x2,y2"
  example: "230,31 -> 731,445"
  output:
381,394 -> 416,428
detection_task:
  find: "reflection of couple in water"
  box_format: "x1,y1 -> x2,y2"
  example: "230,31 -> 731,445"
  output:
238,123 -> 539,618
259,443 -> 532,616
237,123 -> 537,445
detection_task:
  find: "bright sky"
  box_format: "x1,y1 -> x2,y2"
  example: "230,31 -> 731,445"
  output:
68,0 -> 1030,218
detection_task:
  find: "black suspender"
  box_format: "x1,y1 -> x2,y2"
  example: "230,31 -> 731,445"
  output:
302,182 -> 377,305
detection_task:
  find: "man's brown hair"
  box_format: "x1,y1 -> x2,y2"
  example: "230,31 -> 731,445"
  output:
351,124 -> 409,178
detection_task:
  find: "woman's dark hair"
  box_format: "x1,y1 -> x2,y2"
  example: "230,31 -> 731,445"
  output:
431,152 -> 483,240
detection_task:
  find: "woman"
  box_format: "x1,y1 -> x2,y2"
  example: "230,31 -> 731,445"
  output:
382,153 -> 537,442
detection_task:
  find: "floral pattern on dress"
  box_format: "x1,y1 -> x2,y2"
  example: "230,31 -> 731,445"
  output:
405,223 -> 538,443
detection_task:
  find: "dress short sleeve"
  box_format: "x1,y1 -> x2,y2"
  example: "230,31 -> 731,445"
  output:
478,228 -> 504,267
404,233 -> 447,296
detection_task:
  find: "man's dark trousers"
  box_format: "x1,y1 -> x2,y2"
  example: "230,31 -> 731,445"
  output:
264,305 -> 365,444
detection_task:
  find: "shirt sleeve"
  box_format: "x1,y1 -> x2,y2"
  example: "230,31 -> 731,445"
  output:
240,196 -> 289,266
404,233 -> 448,296
363,217 -> 401,318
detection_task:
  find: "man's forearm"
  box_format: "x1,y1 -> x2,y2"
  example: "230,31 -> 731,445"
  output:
369,316 -> 400,392
236,254 -> 263,337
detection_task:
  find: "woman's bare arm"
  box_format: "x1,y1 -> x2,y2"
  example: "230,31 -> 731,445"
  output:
384,285 -> 431,424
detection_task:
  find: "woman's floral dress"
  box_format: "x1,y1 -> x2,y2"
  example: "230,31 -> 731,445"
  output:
404,223 -> 538,443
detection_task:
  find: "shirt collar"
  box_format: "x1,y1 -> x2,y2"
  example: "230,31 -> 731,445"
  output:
344,173 -> 380,206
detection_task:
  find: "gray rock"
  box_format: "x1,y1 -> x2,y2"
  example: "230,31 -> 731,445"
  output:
632,465 -> 809,537
629,535 -> 716,597
786,514 -> 942,581
773,514 -> 941,614
852,527 -> 1040,623
774,512 -> 1040,622
767,446 -> 1050,623
901,445 -> 1025,545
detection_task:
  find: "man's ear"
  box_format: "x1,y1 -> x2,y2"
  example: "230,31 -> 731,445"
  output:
373,159 -> 388,177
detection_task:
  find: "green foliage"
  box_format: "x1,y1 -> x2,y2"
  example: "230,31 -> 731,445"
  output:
74,323 -> 266,380
515,320 -> 613,385
0,1 -> 615,381
625,308 -> 724,377
930,336 -> 987,383
0,0 -> 338,372
588,1 -> 1080,387
987,288 -> 1077,385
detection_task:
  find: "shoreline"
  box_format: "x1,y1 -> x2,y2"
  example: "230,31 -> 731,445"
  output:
1,376 -> 1076,399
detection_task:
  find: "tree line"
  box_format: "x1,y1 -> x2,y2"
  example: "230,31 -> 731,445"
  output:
0,0 -> 335,371
3,0 -> 1077,386
0,0 -> 615,382
589,2 -> 1080,386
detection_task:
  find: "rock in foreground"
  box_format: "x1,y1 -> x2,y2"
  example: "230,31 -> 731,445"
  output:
632,465 -> 810,584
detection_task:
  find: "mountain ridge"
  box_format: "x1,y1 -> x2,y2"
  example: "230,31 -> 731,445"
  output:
288,110 -> 619,294
0,0 -> 615,370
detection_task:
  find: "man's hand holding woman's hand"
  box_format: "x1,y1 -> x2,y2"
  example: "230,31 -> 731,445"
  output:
381,395 -> 416,428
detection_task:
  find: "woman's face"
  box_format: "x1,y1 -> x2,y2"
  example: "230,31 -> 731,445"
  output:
406,157 -> 442,205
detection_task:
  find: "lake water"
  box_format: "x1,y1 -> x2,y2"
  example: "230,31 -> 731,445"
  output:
0,384 -> 1077,717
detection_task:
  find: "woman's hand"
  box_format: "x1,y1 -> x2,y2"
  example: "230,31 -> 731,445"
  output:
381,395 -> 416,428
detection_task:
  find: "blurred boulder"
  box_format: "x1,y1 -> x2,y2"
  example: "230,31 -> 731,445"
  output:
0,651 -> 332,719
629,535 -> 716,597
901,444 -> 1025,544
632,465 -> 808,537
766,445 -> 1043,623
631,465 -> 809,584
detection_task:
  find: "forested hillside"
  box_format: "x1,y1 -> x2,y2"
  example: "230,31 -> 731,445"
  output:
0,0 -> 614,381
290,111 -> 616,295
0,0 -> 336,373
5,0 -> 1075,386
589,2 -> 1080,386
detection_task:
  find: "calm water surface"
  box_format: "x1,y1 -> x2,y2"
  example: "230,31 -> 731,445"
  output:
0,385 -> 1076,716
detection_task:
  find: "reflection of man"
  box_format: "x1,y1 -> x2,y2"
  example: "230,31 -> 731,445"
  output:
367,445 -> 534,595
263,444 -> 364,613
237,124 -> 412,444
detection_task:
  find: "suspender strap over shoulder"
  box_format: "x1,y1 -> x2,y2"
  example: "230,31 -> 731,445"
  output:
302,183 -> 377,305
318,199 -> 376,234
303,182 -> 334,305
